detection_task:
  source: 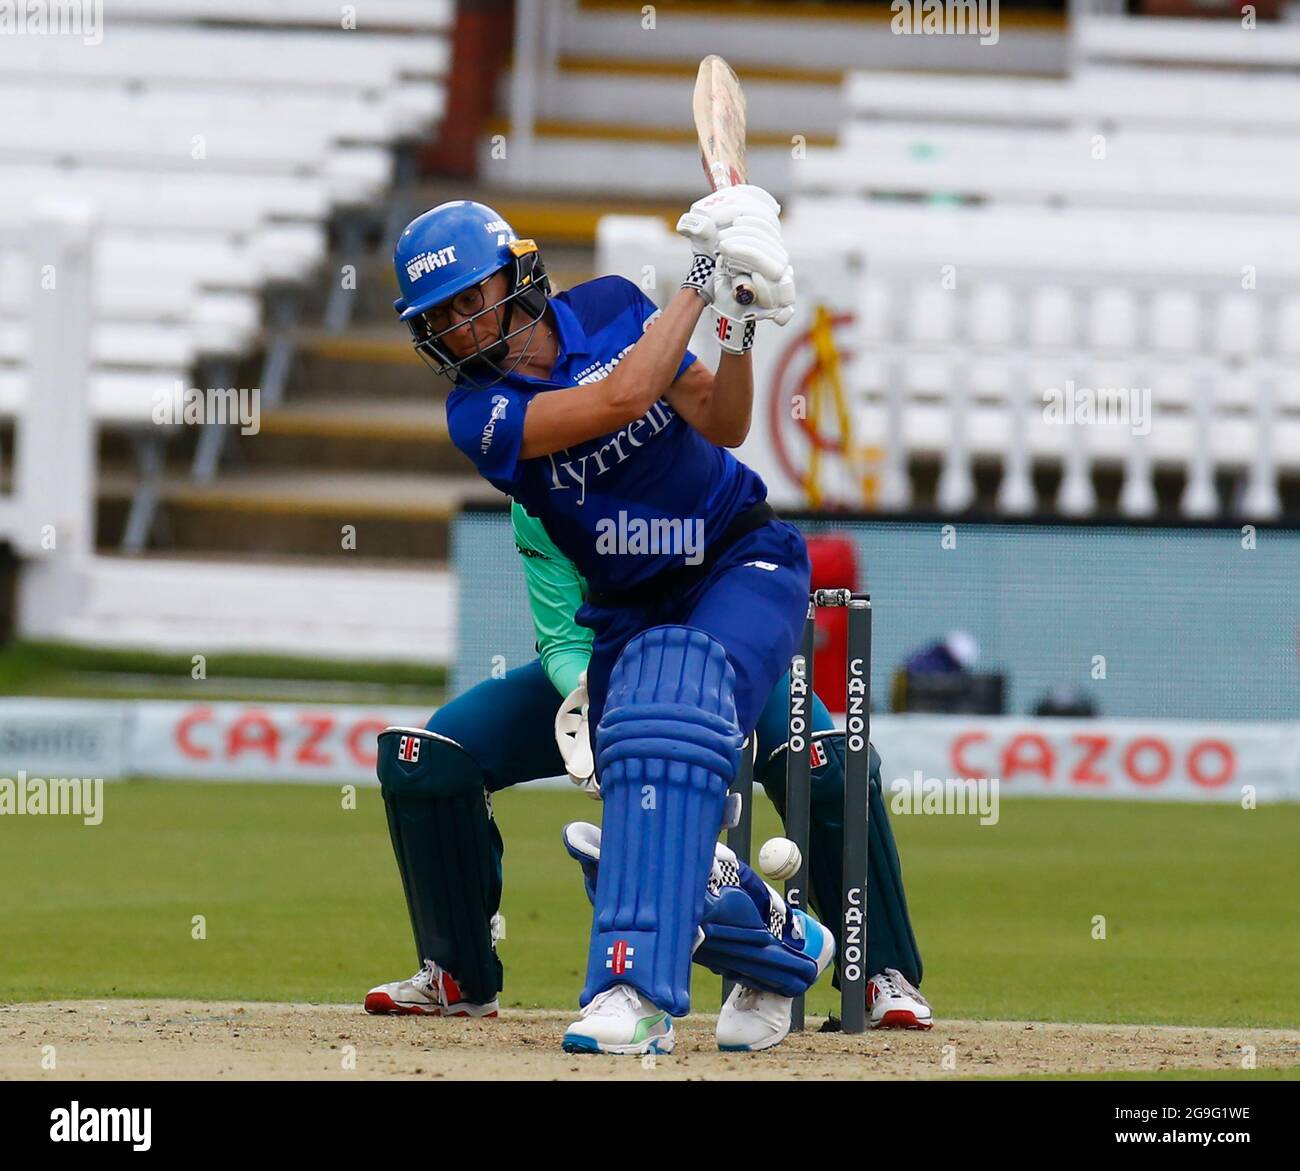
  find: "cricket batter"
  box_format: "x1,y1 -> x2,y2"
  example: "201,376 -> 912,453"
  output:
371,195 -> 928,1053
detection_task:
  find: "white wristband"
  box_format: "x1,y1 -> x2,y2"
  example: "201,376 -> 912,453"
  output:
714,312 -> 756,354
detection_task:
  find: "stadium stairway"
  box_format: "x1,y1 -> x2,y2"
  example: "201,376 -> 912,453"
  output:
488,54 -> 842,200
94,253 -> 471,564
92,183 -> 614,564
483,0 -> 1069,200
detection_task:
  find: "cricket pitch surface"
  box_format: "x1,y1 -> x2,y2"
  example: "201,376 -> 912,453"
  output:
4,1002 -> 1297,1080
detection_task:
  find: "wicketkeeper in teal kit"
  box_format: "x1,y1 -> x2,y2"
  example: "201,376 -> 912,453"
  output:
366,501 -> 932,1049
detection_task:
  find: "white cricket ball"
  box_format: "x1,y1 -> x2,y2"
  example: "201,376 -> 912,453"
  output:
758,836 -> 803,881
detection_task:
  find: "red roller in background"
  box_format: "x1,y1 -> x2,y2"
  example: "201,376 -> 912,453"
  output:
806,533 -> 859,716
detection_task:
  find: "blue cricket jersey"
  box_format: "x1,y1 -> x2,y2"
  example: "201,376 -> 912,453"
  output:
446,275 -> 768,594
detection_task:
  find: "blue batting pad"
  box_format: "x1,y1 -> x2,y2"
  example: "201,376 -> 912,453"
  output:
582,626 -> 742,1017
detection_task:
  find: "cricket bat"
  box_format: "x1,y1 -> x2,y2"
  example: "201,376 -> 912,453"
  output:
692,54 -> 756,307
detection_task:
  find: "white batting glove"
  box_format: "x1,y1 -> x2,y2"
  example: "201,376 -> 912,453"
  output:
709,216 -> 797,335
718,217 -> 795,311
677,184 -> 783,304
676,184 -> 783,255
714,267 -> 796,328
554,671 -> 600,800
712,266 -> 796,327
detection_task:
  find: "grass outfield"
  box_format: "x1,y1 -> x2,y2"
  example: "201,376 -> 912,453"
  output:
0,641 -> 445,702
2,782 -> 1297,1028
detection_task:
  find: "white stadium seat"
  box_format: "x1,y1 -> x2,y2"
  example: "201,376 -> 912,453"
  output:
1149,293 -> 1201,356
0,25 -> 449,90
969,286 -> 1016,350
783,192 -> 1300,515
1088,290 -> 1139,354
0,166 -> 331,232
0,4 -> 449,572
0,82 -> 444,146
1212,297 -> 1262,361
844,67 -> 1300,134
1028,288 -> 1074,351
904,286 -> 954,347
1080,14 -> 1300,69
110,0 -> 452,32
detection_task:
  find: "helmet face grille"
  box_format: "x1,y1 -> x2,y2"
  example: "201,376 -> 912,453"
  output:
407,251 -> 552,390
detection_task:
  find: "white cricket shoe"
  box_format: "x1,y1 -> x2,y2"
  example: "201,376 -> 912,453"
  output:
716,909 -> 835,1052
867,967 -> 933,1030
364,959 -> 499,1018
561,983 -> 674,1055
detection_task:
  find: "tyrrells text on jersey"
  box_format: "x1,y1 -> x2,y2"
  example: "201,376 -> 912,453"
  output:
544,399 -> 676,505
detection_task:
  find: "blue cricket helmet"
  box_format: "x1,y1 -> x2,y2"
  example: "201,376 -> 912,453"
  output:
395,199 -> 517,319
393,200 -> 551,387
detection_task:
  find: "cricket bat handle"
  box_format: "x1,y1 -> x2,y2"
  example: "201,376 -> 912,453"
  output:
732,273 -> 755,306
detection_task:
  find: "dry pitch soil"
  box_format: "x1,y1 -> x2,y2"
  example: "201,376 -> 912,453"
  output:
3,1001 -> 1297,1079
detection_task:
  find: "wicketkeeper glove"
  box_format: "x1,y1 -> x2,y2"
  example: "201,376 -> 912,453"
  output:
554,671 -> 600,800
